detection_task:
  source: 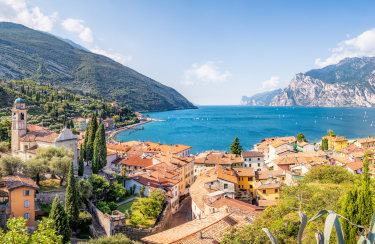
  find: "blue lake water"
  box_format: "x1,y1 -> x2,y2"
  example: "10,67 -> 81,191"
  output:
115,106 -> 375,154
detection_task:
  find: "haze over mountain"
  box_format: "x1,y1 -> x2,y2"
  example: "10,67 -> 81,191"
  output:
0,22 -> 195,111
268,57 -> 375,107
240,89 -> 282,106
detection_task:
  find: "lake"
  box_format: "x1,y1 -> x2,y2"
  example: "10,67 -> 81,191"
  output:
115,106 -> 375,154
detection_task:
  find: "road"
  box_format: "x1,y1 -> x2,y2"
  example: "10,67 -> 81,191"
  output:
171,196 -> 192,228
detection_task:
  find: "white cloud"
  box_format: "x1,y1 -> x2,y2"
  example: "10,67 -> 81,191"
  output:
181,61 -> 232,86
260,76 -> 280,90
0,0 -> 57,31
90,46 -> 132,65
315,28 -> 375,68
61,19 -> 93,42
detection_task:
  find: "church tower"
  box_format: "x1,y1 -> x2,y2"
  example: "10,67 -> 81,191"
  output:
11,97 -> 27,151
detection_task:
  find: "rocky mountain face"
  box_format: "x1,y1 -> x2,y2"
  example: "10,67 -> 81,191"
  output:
240,89 -> 282,106
268,57 -> 375,107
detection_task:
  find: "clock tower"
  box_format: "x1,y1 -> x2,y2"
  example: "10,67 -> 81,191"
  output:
11,97 -> 27,152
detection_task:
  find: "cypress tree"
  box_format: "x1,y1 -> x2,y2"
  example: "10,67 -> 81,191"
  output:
92,143 -> 99,174
94,123 -> 107,170
50,195 -> 70,244
83,131 -> 89,164
357,151 -> 373,226
86,113 -> 98,163
78,145 -> 84,176
65,162 -> 80,230
229,136 -> 243,156
341,188 -> 358,244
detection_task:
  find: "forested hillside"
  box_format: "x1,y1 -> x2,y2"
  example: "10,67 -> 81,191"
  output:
0,22 -> 195,111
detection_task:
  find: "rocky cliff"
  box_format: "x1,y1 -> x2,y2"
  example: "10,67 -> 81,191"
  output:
240,89 -> 282,106
268,57 -> 375,107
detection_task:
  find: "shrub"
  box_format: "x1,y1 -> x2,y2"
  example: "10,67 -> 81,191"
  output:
78,212 -> 93,233
97,201 -> 111,214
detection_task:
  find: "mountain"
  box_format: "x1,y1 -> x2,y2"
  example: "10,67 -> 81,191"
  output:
41,32 -> 91,52
240,89 -> 282,106
0,22 -> 195,111
268,57 -> 375,107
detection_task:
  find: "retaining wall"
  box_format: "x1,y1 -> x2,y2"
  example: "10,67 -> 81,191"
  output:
37,190 -> 66,204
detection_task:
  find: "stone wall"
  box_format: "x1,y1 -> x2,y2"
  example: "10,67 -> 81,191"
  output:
37,190 -> 66,204
87,201 -> 112,236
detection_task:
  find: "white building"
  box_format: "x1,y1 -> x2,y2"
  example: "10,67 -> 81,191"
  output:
241,151 -> 265,171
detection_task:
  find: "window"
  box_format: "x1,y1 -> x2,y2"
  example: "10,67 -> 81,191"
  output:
224,184 -> 228,189
20,113 -> 24,120
24,200 -> 30,207
248,177 -> 253,181
275,189 -> 278,193
244,158 -> 246,161
282,177 -> 284,180
23,190 -> 30,196
262,190 -> 266,194
24,213 -> 30,220
250,185 -> 253,189
242,185 -> 244,188
258,163 -> 260,167
258,158 -> 260,161
24,145 -> 28,150
249,158 -> 252,161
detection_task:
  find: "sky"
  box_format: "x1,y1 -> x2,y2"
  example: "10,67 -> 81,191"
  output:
1,0 -> 375,105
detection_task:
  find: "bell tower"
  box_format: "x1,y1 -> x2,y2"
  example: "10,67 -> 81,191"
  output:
11,97 -> 27,151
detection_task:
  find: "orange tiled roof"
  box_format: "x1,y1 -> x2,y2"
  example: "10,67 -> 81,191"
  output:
356,138 -> 375,144
323,136 -> 348,142
20,131 -> 59,143
27,124 -> 50,131
330,155 -> 352,165
346,160 -> 363,171
234,168 -> 255,177
256,183 -> 281,190
256,170 -> 285,180
118,156 -> 152,168
144,141 -> 191,154
211,197 -> 264,212
216,165 -> 238,184
296,141 -> 309,147
269,140 -> 288,148
3,175 -> 38,191
106,143 -> 130,152
129,170 -> 179,191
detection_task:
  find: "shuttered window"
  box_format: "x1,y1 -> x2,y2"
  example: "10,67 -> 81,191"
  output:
24,200 -> 30,207
24,213 -> 30,219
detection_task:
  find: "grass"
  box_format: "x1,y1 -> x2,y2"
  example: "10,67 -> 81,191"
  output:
117,199 -> 156,228
38,179 -> 67,192
115,195 -> 134,204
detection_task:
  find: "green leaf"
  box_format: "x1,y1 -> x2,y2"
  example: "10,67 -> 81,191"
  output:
262,228 -> 278,244
309,209 -> 333,222
323,213 -> 344,244
357,230 -> 368,244
298,211 -> 307,244
367,210 -> 375,243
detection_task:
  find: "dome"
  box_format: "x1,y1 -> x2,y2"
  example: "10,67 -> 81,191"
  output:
14,97 -> 25,104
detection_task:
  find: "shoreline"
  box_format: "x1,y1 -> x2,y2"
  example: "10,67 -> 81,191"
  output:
109,120 -> 152,144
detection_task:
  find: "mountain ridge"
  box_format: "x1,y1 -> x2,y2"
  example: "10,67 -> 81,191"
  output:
0,22 -> 195,111
268,57 -> 375,107
240,88 -> 282,106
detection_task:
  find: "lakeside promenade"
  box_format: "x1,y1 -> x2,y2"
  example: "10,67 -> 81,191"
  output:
108,120 -> 152,144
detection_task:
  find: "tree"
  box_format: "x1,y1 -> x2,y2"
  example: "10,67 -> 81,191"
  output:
65,162 -> 80,230
94,123 -> 107,170
78,145 -> 84,176
0,156 -> 24,176
229,136 -> 243,156
321,138 -> 328,151
341,188 -> 358,244
86,113 -> 98,163
357,151 -> 373,227
0,217 -> 64,244
50,196 -> 71,243
47,147 -> 74,186
92,143 -> 99,174
139,186 -> 145,198
82,132 -> 89,165
77,233 -> 141,244
0,141 -> 7,153
24,157 -> 47,185
327,129 -> 337,137
76,178 -> 93,200
136,189 -> 166,218
120,166 -> 127,188
296,133 -> 307,142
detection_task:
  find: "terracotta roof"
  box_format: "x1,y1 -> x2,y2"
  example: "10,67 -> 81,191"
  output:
276,148 -> 295,155
255,170 -> 285,180
296,141 -> 309,147
118,156 -> 152,168
3,175 -> 38,191
106,143 -> 130,152
346,160 -> 364,171
20,131 -> 59,143
128,170 -> 179,190
27,124 -> 50,131
272,154 -> 299,165
340,145 -> 365,155
141,212 -> 247,244
323,136 -> 348,142
356,138 -> 375,144
329,155 -> 352,165
254,142 -> 269,150
258,200 -> 277,207
216,166 -> 238,184
269,140 -> 288,148
127,144 -> 145,157
210,198 -> 264,212
72,118 -> 86,123
241,151 -> 264,158
256,183 -> 281,190
194,151 -> 242,166
25,145 -> 38,154
144,141 -> 191,154
234,168 -> 255,177
120,141 -> 141,147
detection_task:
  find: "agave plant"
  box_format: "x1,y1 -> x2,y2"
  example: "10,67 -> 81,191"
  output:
262,210 -> 375,244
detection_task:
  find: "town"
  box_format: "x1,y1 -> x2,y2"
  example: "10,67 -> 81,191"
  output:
0,83 -> 373,243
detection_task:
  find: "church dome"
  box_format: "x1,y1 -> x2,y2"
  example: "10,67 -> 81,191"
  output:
14,97 -> 25,104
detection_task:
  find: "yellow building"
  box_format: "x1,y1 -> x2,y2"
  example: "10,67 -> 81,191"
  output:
0,175 -> 39,228
323,136 -> 348,151
254,170 -> 285,208
235,168 -> 255,197
354,138 -> 375,148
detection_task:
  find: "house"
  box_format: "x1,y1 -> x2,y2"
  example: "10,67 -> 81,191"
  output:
194,150 -> 242,168
295,141 -> 315,152
340,145 -> 374,164
125,170 -> 180,213
9,98 -> 78,166
80,99 -> 89,104
241,151 -> 265,171
0,175 -> 39,228
329,154 -> 352,166
102,118 -> 115,130
268,140 -> 295,161
58,90 -> 65,94
113,156 -> 153,174
200,166 -> 238,199
323,136 -> 348,151
289,157 -> 328,175
106,143 -> 130,155
354,138 -> 375,148
143,141 -> 191,157
72,118 -> 87,131
346,160 -> 364,174
152,153 -> 195,196
142,211 -> 252,244
234,168 -> 255,199
254,141 -> 270,161
254,181 -> 281,208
